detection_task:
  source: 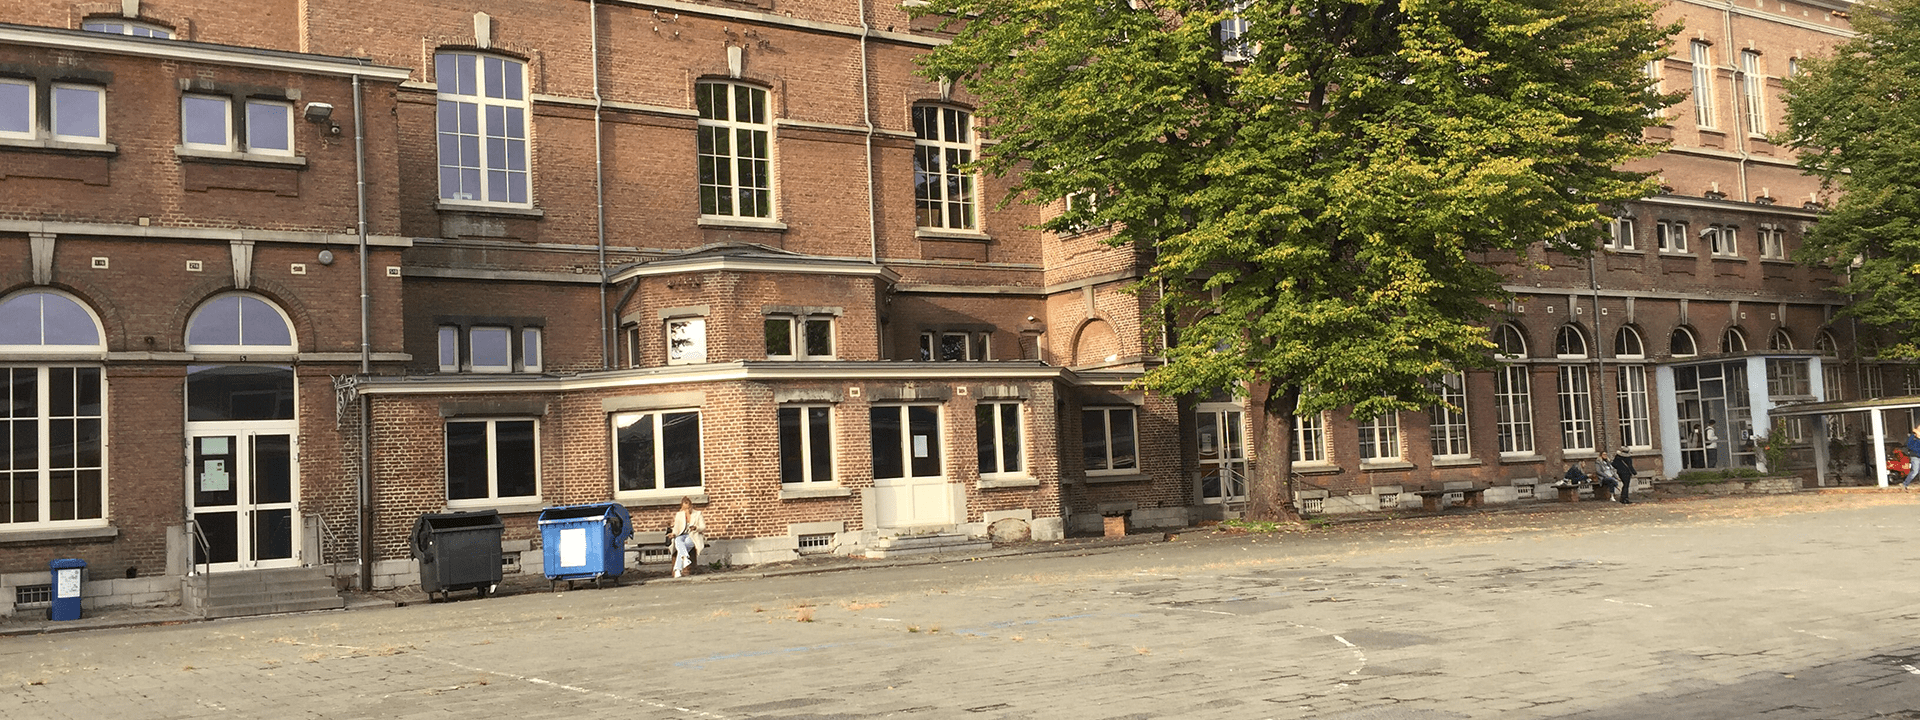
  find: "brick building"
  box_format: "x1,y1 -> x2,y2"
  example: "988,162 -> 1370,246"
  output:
0,0 -> 1873,616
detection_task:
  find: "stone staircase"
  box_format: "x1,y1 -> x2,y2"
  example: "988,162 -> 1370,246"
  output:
863,531 -> 993,559
185,566 -> 345,620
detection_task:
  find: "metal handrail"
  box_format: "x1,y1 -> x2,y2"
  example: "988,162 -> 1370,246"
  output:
187,517 -> 211,577
312,512 -> 347,574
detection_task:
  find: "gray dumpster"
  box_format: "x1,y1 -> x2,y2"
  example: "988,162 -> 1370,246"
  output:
411,510 -> 504,602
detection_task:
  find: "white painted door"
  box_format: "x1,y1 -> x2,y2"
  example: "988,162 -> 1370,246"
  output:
872,404 -> 953,527
187,426 -> 299,571
1197,407 -> 1247,505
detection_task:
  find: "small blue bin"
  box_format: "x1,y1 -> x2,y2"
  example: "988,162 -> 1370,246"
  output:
538,503 -> 632,587
49,558 -> 85,621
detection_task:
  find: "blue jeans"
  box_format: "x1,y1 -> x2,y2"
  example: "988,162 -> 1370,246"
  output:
1904,463 -> 1919,488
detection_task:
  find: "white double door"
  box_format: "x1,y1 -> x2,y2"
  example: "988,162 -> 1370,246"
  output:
187,422 -> 299,571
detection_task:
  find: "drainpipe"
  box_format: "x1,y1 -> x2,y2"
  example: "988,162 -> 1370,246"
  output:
859,0 -> 877,263
1724,1 -> 1751,202
352,74 -> 373,591
1589,255 -> 1610,453
592,0 -> 611,368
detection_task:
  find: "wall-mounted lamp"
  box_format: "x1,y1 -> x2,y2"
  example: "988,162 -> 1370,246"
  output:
303,102 -> 334,123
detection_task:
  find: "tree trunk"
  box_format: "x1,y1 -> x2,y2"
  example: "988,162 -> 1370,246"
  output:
1246,383 -> 1303,523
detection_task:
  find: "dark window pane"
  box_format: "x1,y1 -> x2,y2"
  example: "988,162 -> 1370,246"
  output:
74,419 -> 101,468
494,420 -> 537,498
909,405 -> 941,478
194,511 -> 237,564
1000,403 -> 1021,473
1083,410 -> 1108,471
871,406 -> 903,479
976,403 -> 997,474
75,468 -> 101,520
253,434 -> 292,504
779,407 -> 802,483
49,469 -> 75,520
187,365 -> 295,421
74,368 -> 100,416
49,367 -> 74,417
807,407 -> 832,483
1109,409 -> 1137,470
445,422 -> 489,500
805,319 -> 833,357
766,318 -> 792,357
941,333 -> 967,361
615,414 -> 656,492
254,508 -> 293,560
661,412 -> 701,488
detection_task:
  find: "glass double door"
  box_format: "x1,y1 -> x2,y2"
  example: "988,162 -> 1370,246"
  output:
1197,407 -> 1247,505
187,425 -> 298,570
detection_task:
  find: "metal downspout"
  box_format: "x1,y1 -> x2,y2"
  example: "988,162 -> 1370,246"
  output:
859,0 -> 877,264
352,75 -> 373,591
1725,1 -> 1751,202
592,0 -> 611,368
1590,255 -> 1610,453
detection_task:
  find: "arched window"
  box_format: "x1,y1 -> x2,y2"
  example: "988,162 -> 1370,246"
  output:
185,294 -> 295,351
0,290 -> 104,351
1768,329 -> 1794,351
82,19 -> 172,38
1614,326 -> 1644,359
1492,323 -> 1528,358
1554,325 -> 1588,358
1671,327 -> 1698,357
1722,327 -> 1748,353
1815,331 -> 1839,357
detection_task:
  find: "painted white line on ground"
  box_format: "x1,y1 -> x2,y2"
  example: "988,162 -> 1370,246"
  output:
1604,598 -> 1654,608
1901,664 -> 1920,675
1790,628 -> 1838,641
1331,634 -> 1368,676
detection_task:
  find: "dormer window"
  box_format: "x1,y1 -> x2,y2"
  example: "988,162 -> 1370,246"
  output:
83,20 -> 172,38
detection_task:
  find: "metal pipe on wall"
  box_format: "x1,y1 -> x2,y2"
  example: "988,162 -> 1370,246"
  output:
859,0 -> 877,264
352,74 -> 373,591
592,0 -> 611,368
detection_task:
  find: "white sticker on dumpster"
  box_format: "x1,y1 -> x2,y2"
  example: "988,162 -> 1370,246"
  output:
56,569 -> 81,599
559,527 -> 587,568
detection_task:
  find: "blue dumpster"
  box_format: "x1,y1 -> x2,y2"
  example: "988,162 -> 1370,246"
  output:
538,503 -> 631,588
49,558 -> 85,621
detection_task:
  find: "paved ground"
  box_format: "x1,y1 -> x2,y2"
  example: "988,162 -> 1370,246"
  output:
3,490 -> 1918,719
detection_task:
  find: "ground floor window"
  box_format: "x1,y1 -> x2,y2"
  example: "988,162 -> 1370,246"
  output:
873,404 -> 942,479
1358,413 -> 1400,462
1430,372 -> 1470,458
1617,365 -> 1651,449
1292,411 -> 1325,463
1,367 -> 104,525
614,411 -> 703,493
1558,366 -> 1594,451
976,401 -> 1023,477
445,418 -> 538,503
1082,406 -> 1138,474
1496,364 -> 1535,454
779,406 -> 833,484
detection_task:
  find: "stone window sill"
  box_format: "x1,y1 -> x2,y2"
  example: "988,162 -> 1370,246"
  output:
445,499 -> 545,515
0,137 -> 118,155
1085,471 -> 1151,484
1360,460 -> 1415,472
1292,462 -> 1344,475
1500,453 -> 1547,465
698,216 -> 788,232
437,201 -> 544,218
1432,457 -> 1483,468
0,525 -> 118,544
778,486 -> 853,500
175,146 -> 307,167
978,475 -> 1040,489
915,228 -> 992,243
617,492 -> 709,507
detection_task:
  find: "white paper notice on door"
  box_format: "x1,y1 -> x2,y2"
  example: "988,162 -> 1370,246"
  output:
201,460 -> 230,492
559,527 -> 588,568
913,435 -> 929,458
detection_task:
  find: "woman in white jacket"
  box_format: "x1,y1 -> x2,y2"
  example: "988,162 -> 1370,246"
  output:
669,496 -> 705,578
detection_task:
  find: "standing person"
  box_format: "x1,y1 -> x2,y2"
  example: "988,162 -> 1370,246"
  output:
1903,425 -> 1920,490
1594,451 -> 1621,502
669,496 -> 706,578
1705,419 -> 1721,468
1612,451 -> 1637,504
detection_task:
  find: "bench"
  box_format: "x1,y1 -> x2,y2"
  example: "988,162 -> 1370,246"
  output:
1411,487 -> 1486,512
1555,483 -> 1615,503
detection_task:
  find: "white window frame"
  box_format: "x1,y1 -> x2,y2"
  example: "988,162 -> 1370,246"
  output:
1615,326 -> 1644,359
1557,365 -> 1595,452
0,366 -> 108,529
184,293 -> 297,352
1495,365 -> 1535,455
435,52 -> 531,207
51,83 -> 106,144
666,318 -> 708,365
696,82 -> 773,219
1656,220 -> 1689,253
1723,327 -> 1748,353
1671,327 -> 1699,357
913,105 -> 978,231
180,94 -> 232,151
976,400 -> 1026,478
1865,365 -> 1884,399
765,315 -> 834,360
1617,365 -> 1652,450
920,331 -> 990,361
872,403 -> 945,480
444,418 -> 540,506
779,405 -> 835,485
244,99 -> 294,156
82,20 -> 172,38
1823,362 -> 1845,403
1358,413 -> 1401,462
1741,50 -> 1766,136
468,326 -> 513,373
1082,406 -> 1139,475
612,410 -> 704,496
0,78 -> 33,140
1291,411 -> 1326,463
1708,224 -> 1738,257
1759,225 -> 1787,260
436,323 -> 541,373
1607,216 -> 1637,251
1645,58 -> 1665,120
1691,40 -> 1717,129
1219,1 -> 1252,62
1430,372 -> 1470,459
1768,329 -> 1794,351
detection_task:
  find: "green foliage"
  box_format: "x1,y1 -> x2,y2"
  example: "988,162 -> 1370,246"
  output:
916,0 -> 1674,516
1782,0 -> 1920,345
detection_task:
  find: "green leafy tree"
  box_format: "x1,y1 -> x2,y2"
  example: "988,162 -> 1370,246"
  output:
917,0 -> 1674,520
1782,0 -> 1920,358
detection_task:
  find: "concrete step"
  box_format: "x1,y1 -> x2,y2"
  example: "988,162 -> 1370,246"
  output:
201,596 -> 345,620
186,567 -> 344,619
864,533 -> 993,559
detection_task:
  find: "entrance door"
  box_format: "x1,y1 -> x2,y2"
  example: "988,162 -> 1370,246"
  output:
188,429 -> 298,570
1197,407 -> 1247,506
872,404 -> 953,528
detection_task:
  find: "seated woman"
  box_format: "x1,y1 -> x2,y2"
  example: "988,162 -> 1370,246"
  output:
669,496 -> 706,578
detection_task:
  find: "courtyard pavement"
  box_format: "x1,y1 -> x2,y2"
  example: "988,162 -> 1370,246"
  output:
3,489 -> 1918,719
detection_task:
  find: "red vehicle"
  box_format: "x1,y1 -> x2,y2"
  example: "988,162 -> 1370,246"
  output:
1889,450 -> 1912,483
